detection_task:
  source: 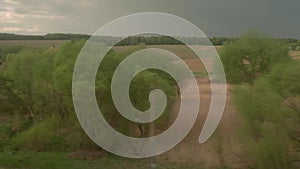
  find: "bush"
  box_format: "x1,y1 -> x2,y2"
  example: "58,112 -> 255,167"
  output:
11,117 -> 61,151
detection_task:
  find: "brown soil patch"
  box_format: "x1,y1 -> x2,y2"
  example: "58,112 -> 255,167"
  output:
156,76 -> 243,168
289,50 -> 300,57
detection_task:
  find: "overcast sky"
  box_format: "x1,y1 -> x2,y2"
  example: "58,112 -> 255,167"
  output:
0,0 -> 299,38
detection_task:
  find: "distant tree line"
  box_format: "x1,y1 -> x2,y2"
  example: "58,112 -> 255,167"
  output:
0,33 -> 90,41
0,33 -> 234,45
1,33 -> 299,48
114,36 -> 236,46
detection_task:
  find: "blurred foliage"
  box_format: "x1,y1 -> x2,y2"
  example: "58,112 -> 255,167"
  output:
220,31 -> 290,84
233,61 -> 300,169
0,46 -> 26,65
0,40 -> 178,151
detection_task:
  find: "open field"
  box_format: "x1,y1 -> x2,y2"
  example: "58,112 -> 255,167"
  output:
113,45 -> 221,73
113,45 -> 222,59
114,44 -> 298,60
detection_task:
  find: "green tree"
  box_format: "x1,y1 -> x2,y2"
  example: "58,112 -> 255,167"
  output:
0,76 -> 23,115
233,61 -> 300,169
96,46 -> 178,137
0,40 -> 180,151
51,41 -> 85,119
220,31 -> 290,84
4,49 -> 43,117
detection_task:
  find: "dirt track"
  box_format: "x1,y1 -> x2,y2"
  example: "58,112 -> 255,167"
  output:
157,77 -> 243,168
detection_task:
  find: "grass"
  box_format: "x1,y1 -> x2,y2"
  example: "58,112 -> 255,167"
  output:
0,117 -> 205,169
0,151 -> 206,169
0,151 -> 88,169
193,71 -> 208,77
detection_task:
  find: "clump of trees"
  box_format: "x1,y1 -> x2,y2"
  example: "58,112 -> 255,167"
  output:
0,41 -> 178,151
233,62 -> 300,169
220,31 -> 290,84
221,31 -> 300,168
0,42 -> 93,151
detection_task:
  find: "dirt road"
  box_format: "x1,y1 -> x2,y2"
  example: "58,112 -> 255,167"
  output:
156,76 -> 243,168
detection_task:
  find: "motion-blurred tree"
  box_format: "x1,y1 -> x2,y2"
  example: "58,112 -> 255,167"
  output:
233,61 -> 300,169
220,31 -> 290,84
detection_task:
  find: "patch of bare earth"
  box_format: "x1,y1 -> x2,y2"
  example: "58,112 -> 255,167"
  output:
289,50 -> 300,60
156,76 -> 243,168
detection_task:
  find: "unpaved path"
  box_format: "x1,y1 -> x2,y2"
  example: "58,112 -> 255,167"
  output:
157,77 -> 243,168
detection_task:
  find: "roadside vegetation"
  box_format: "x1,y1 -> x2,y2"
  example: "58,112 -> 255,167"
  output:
220,31 -> 300,169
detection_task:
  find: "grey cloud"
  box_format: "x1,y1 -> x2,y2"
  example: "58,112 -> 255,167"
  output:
0,0 -> 299,38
